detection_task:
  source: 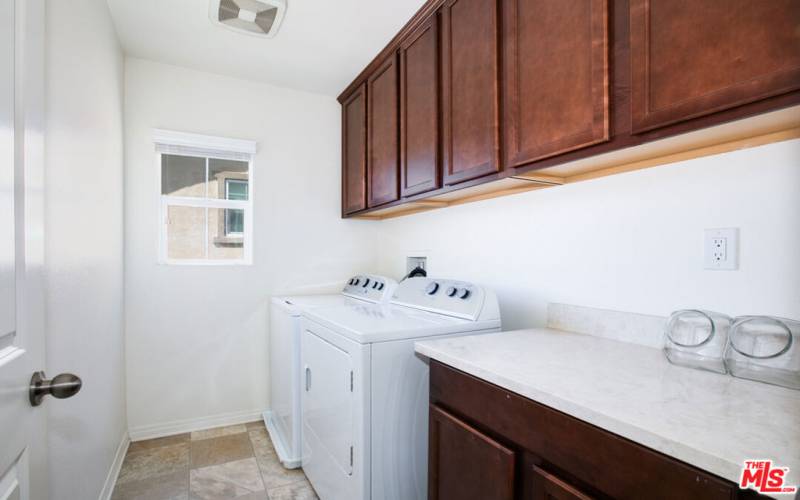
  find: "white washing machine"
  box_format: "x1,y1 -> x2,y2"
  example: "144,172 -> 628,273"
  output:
266,274 -> 397,469
300,277 -> 501,500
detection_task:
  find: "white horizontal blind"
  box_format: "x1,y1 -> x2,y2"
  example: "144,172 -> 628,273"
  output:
153,128 -> 256,151
155,143 -> 252,162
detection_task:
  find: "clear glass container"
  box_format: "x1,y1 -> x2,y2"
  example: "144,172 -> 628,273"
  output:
724,316 -> 799,390
663,310 -> 731,374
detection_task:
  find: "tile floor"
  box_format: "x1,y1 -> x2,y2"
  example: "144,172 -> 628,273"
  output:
112,421 -> 318,500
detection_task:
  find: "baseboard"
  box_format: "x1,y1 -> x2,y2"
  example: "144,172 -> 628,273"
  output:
128,409 -> 266,442
98,431 -> 130,500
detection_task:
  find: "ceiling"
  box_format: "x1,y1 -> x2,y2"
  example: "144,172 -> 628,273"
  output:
106,0 -> 427,96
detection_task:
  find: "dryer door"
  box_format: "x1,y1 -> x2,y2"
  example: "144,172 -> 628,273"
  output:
302,328 -> 354,476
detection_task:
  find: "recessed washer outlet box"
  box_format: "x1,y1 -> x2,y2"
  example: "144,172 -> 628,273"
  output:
406,256 -> 428,274
209,0 -> 287,38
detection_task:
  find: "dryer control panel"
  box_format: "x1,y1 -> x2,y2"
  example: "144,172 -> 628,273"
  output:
342,274 -> 398,303
390,277 -> 500,321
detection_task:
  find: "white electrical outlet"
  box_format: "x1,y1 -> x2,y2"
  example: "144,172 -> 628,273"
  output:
704,228 -> 739,270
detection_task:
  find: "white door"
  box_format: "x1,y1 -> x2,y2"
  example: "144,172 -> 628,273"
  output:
0,1 -> 48,499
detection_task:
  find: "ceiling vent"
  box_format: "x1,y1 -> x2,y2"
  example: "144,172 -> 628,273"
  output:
209,0 -> 287,38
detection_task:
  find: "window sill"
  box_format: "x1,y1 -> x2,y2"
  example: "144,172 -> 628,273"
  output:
158,259 -> 252,266
212,236 -> 244,246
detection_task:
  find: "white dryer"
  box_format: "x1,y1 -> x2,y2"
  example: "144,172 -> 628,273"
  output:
300,277 -> 501,500
266,274 -> 397,469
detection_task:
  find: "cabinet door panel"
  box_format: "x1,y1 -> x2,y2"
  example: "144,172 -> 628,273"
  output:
442,0 -> 500,186
367,55 -> 400,207
630,0 -> 800,133
400,15 -> 441,197
429,404 -> 514,500
530,465 -> 594,500
503,0 -> 609,167
342,84 -> 367,214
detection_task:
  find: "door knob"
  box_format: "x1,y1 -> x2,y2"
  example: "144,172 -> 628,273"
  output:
29,371 -> 82,406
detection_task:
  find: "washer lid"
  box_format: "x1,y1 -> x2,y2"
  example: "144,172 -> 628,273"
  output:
271,294 -> 351,315
302,303 -> 500,344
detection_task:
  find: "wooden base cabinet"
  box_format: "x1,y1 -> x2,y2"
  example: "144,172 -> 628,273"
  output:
429,361 -> 764,500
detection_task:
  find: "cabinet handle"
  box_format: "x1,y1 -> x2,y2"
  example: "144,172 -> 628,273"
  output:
305,366 -> 311,391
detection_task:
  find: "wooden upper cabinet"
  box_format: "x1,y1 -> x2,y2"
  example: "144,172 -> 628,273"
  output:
441,0 -> 501,186
341,84 -> 367,215
429,404 -> 515,500
400,15 -> 441,197
630,0 -> 800,133
367,55 -> 400,208
503,0 -> 609,168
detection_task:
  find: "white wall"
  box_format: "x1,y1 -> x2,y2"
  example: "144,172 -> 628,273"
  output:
120,50 -> 799,439
123,58 -> 378,436
377,140 -> 800,330
44,0 -> 127,499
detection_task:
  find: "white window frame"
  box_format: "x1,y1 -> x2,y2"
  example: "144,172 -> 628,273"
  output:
154,129 -> 256,266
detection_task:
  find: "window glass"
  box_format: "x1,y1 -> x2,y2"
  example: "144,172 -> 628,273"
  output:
226,179 -> 248,201
166,206 -> 206,259
225,208 -> 244,235
161,155 -> 206,197
209,208 -> 245,260
209,159 -> 249,200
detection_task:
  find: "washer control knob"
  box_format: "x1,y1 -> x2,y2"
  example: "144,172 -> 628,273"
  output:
425,282 -> 440,295
352,278 -> 360,286
362,278 -> 371,288
372,281 -> 379,289
458,288 -> 471,299
446,286 -> 457,297
377,282 -> 384,290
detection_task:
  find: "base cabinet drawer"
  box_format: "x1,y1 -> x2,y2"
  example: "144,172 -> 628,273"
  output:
530,465 -> 594,500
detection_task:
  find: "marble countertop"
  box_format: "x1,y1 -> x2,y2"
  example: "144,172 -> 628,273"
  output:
415,328 -> 800,492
